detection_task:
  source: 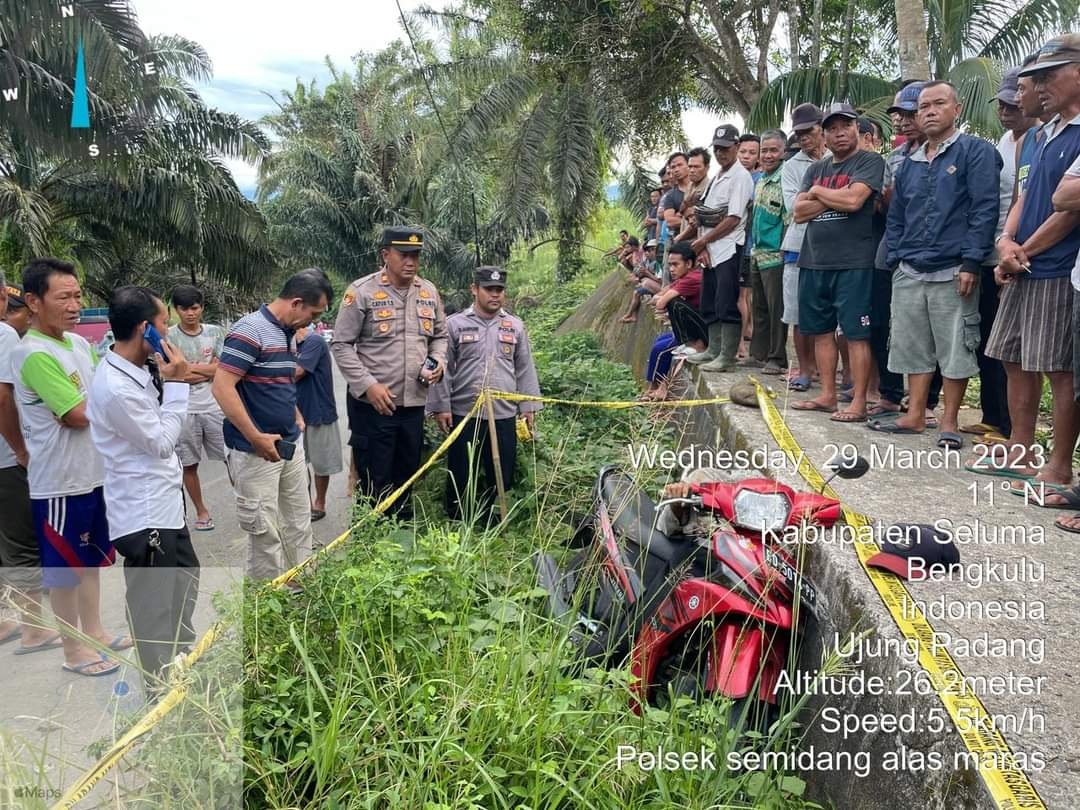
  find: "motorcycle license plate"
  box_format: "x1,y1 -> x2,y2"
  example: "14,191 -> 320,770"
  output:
764,547 -> 818,614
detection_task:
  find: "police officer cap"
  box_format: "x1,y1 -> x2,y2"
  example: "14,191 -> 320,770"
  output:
475,266 -> 507,288
5,283 -> 26,308
380,226 -> 425,253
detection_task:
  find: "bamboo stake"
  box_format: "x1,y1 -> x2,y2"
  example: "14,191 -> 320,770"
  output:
483,391 -> 509,523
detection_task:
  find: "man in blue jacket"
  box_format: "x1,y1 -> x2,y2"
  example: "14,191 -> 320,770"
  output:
881,81 -> 1000,448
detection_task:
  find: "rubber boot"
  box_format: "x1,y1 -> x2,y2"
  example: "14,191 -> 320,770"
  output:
685,322 -> 724,365
701,323 -> 742,372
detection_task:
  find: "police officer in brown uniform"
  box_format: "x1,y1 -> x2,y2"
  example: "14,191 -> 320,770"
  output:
331,227 -> 448,517
427,266 -> 541,520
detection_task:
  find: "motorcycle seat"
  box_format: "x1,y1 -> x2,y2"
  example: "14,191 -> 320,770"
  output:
601,470 -> 690,565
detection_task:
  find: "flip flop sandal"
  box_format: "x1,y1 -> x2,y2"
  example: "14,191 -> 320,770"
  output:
830,411 -> 867,423
787,376 -> 812,392
867,421 -> 923,435
962,461 -> 1033,481
937,431 -> 963,450
925,417 -> 939,430
108,635 -> 134,652
194,517 -> 215,531
762,363 -> 784,375
13,634 -> 63,655
959,422 -> 1000,435
1008,482 -> 1078,507
866,406 -> 903,419
837,391 -> 854,403
62,657 -> 120,677
1054,514 -> 1080,533
975,431 -> 1009,446
791,401 -> 835,413
311,510 -> 327,522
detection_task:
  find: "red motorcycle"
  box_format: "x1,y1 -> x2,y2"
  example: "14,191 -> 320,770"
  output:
535,460 -> 867,725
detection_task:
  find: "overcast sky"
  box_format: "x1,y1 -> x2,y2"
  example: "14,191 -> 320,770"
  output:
133,0 -> 726,195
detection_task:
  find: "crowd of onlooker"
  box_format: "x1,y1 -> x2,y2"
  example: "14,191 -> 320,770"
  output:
611,34 -> 1080,534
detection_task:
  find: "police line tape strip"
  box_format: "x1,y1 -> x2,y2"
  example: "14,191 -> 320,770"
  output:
752,379 -> 1047,810
485,389 -> 737,409
53,386 -> 746,808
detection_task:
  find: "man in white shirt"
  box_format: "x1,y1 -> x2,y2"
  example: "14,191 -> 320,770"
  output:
88,286 -> 200,690
685,124 -> 755,372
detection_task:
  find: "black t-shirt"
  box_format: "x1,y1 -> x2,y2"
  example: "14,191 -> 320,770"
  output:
798,150 -> 885,270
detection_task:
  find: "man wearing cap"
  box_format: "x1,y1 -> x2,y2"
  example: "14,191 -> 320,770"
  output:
791,102 -> 885,422
684,124 -> 754,372
779,103 -> 828,392
981,36 -> 1080,497
427,267 -> 540,521
332,227 -> 448,518
0,278 -> 50,652
881,81 -> 1000,448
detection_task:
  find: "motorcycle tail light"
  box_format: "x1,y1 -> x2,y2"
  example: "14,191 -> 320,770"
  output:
732,490 -> 791,532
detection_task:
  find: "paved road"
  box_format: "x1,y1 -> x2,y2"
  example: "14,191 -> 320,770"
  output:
0,369 -> 356,803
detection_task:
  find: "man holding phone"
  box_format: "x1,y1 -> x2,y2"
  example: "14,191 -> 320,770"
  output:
213,270 -> 333,581
88,286 -> 200,692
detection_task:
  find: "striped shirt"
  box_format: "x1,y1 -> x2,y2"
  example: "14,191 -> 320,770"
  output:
220,305 -> 300,452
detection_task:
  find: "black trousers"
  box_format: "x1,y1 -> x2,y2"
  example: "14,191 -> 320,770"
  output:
348,398 -> 425,518
112,526 -> 199,687
446,416 -> 517,521
667,297 -> 708,346
977,264 -> 1011,434
871,270 -> 943,409
700,248 -> 743,326
750,263 -> 788,366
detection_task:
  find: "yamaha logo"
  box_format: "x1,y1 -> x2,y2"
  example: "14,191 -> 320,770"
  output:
688,596 -> 700,610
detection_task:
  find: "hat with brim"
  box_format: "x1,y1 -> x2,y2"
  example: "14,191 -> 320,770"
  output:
886,81 -> 926,115
864,522 -> 960,581
711,124 -> 739,148
791,102 -> 824,133
381,226 -> 425,253
990,67 -> 1021,105
5,284 -> 25,308
1018,35 -> 1080,76
475,266 -> 507,288
822,102 -> 859,128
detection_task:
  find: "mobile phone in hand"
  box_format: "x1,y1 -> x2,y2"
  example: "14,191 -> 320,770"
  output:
275,438 -> 296,461
143,324 -> 165,355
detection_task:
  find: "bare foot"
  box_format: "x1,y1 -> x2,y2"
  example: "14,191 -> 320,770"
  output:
619,315 -> 637,323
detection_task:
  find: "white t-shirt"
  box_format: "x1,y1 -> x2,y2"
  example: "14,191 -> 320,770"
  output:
701,161 -> 755,266
0,322 -> 19,469
996,131 -> 1020,239
1069,153 -> 1080,292
167,323 -> 225,413
12,329 -> 104,498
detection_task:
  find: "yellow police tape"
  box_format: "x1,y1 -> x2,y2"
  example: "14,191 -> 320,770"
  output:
752,379 -> 1047,810
52,386 -> 733,807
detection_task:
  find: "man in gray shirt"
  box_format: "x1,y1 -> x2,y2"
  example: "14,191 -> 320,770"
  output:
427,267 -> 541,521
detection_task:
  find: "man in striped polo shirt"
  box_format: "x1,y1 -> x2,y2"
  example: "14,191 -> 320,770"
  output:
213,270 -> 333,581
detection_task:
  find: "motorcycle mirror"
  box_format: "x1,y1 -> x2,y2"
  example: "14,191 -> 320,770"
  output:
828,455 -> 870,479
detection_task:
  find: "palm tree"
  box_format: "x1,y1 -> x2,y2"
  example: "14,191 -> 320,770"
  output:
407,7 -> 631,281
0,0 -> 274,296
748,0 -> 1078,134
